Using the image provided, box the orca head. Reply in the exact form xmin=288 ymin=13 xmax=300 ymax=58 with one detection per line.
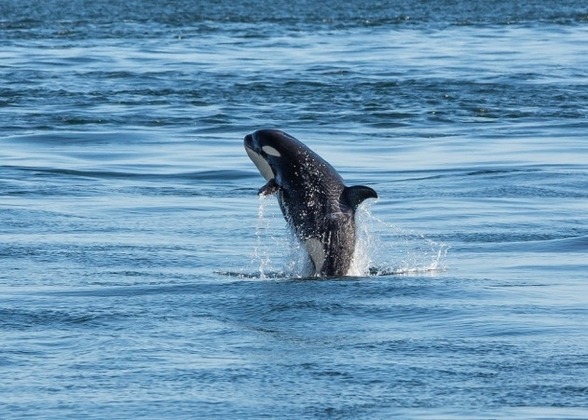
xmin=244 ymin=129 xmax=298 ymax=182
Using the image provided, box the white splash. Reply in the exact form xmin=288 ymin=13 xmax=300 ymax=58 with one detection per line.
xmin=249 ymin=197 xmax=449 ymax=279
xmin=249 ymin=195 xmax=313 ymax=279
xmin=351 ymin=203 xmax=449 ymax=276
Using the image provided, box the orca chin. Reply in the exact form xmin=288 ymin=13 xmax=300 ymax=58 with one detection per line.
xmin=245 ymin=144 xmax=274 ymax=182
xmin=244 ymin=129 xmax=377 ymax=277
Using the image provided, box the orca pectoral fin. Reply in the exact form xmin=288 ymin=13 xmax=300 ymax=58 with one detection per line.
xmin=258 ymin=178 xmax=280 ymax=196
xmin=342 ymin=185 xmax=378 ymax=210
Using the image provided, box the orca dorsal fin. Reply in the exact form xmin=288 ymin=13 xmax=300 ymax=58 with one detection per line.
xmin=342 ymin=185 xmax=378 ymax=210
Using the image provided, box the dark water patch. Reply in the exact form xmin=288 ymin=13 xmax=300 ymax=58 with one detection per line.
xmin=1 ymin=132 xmax=161 ymax=146
xmin=0 ymin=240 xmax=205 ymax=275
xmin=3 ymin=68 xmax=587 ymax=136
xmin=465 ymin=168 xmax=539 ymax=177
xmin=1 ymin=0 xmax=587 ymax=37
xmin=400 ymin=165 xmax=588 ymax=200
xmin=450 ymin=231 xmax=585 ymax=245
xmin=38 ymin=282 xmax=223 ymax=300
xmin=0 ymin=307 xmax=123 ymax=331
xmin=0 ymin=206 xmax=91 ymax=229
xmin=477 ymin=184 xmax=588 ymax=199
xmin=2 ymin=166 xmax=253 ymax=183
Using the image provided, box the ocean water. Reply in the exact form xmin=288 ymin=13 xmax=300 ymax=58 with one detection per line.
xmin=1 ymin=0 xmax=588 ymax=418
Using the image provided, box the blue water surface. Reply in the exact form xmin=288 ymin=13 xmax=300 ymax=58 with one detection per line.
xmin=1 ymin=1 xmax=588 ymax=418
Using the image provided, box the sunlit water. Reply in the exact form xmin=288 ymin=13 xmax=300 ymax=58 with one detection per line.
xmin=1 ymin=1 xmax=588 ymax=418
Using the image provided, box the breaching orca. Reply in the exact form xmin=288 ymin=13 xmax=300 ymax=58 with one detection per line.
xmin=244 ymin=129 xmax=377 ymax=277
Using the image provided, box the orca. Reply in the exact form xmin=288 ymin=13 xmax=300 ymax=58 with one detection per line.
xmin=244 ymin=129 xmax=377 ymax=277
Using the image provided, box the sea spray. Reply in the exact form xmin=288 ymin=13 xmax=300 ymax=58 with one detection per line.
xmin=252 ymin=194 xmax=272 ymax=278
xmin=348 ymin=202 xmax=377 ymax=276
xmin=249 ymin=196 xmax=448 ymax=278
xmin=249 ymin=194 xmax=313 ymax=278
xmin=361 ymin=210 xmax=450 ymax=275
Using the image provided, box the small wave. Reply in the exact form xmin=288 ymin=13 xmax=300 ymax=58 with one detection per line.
xmin=494 ymin=235 xmax=588 ymax=254
xmin=2 ymin=164 xmax=253 ymax=182
xmin=0 ymin=307 xmax=115 ymax=330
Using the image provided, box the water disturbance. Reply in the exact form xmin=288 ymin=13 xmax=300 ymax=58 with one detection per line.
xmin=1 ymin=0 xmax=588 ymax=418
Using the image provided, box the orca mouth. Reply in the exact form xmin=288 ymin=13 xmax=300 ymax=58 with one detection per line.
xmin=244 ymin=133 xmax=274 ymax=181
xmin=243 ymin=133 xmax=258 ymax=153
